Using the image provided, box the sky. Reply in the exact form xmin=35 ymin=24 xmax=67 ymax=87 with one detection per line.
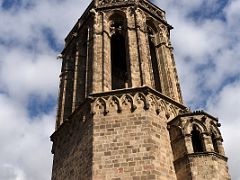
xmin=0 ymin=0 xmax=239 ymax=179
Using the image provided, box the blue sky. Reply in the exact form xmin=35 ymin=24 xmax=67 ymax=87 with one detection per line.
xmin=0 ymin=0 xmax=240 ymax=179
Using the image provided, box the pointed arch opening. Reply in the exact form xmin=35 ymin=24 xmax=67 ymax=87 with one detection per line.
xmin=111 ymin=32 xmax=128 ymax=90
xmin=110 ymin=13 xmax=128 ymax=90
xmin=211 ymin=133 xmax=219 ymax=153
xmin=147 ymin=21 xmax=162 ymax=92
xmin=191 ymin=125 xmax=204 ymax=153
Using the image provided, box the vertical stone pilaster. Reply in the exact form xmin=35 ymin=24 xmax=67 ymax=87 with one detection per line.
xmin=56 ymin=56 xmax=75 ymax=126
xmin=92 ymin=11 xmax=104 ymax=93
xmin=126 ymin=7 xmax=142 ymax=87
xmin=155 ymin=28 xmax=171 ymax=97
xmin=102 ymin=12 xmax=111 ymax=92
xmin=217 ymin=140 xmax=226 ymax=156
xmin=165 ymin=40 xmax=181 ymax=102
xmin=135 ymin=8 xmax=152 ymax=87
xmin=203 ymin=134 xmax=214 ymax=152
xmin=56 ymin=70 xmax=65 ymax=128
xmin=72 ymin=45 xmax=79 ymax=112
xmin=185 ymin=134 xmax=194 ymax=153
xmin=87 ymin=22 xmax=94 ymax=95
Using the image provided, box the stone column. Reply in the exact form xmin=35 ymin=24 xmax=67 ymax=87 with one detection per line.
xmin=56 ymin=64 xmax=65 ymax=128
xmin=135 ymin=8 xmax=152 ymax=87
xmin=202 ymin=133 xmax=212 ymax=151
xmin=72 ymin=44 xmax=79 ymax=112
xmin=57 ymin=56 xmax=75 ymax=127
xmin=217 ymin=138 xmax=225 ymax=156
xmin=102 ymin=12 xmax=111 ymax=92
xmin=156 ymin=25 xmax=182 ymax=103
xmin=126 ymin=7 xmax=142 ymax=87
xmin=92 ymin=10 xmax=104 ymax=93
xmin=185 ymin=134 xmax=194 ymax=153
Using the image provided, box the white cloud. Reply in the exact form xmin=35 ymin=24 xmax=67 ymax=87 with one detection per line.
xmin=0 ymin=94 xmax=55 ymax=180
xmin=0 ymin=47 xmax=60 ymax=101
xmin=0 ymin=164 xmax=26 ymax=180
xmin=206 ymin=80 xmax=240 ymax=180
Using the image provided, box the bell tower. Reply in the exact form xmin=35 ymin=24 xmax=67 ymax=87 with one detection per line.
xmin=51 ymin=0 xmax=230 ymax=179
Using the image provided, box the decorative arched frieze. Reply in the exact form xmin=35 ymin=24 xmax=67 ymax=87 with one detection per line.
xmin=107 ymin=95 xmax=122 ymax=113
xmin=90 ymin=87 xmax=185 ymax=116
xmin=185 ymin=118 xmax=207 ymax=135
xmin=210 ymin=122 xmax=222 ymax=139
xmin=146 ymin=94 xmax=158 ymax=109
xmin=136 ymin=92 xmax=150 ymax=110
xmin=120 ymin=94 xmax=137 ymax=112
xmin=93 ymin=97 xmax=108 ymax=115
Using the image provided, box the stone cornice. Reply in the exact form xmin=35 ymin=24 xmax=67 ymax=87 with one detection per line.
xmin=90 ymin=86 xmax=185 ymax=108
xmin=88 ymin=87 xmax=185 ymax=124
xmin=51 ymin=86 xmax=186 ymax=145
xmin=169 ymin=110 xmax=220 ymax=124
xmin=96 ymin=0 xmax=171 ymax=28
xmin=174 ymin=152 xmax=228 ymax=165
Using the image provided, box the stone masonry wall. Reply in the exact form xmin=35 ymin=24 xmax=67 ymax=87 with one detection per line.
xmin=51 ymin=87 xmax=185 ymax=180
xmin=189 ymin=153 xmax=230 ymax=180
xmin=51 ymin=108 xmax=93 ymax=180
xmin=92 ymin=111 xmax=177 ymax=180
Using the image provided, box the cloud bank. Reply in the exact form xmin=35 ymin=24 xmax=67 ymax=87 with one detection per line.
xmin=0 ymin=0 xmax=239 ymax=179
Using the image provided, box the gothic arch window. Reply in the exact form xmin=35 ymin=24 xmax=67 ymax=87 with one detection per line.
xmin=110 ymin=13 xmax=128 ymax=90
xmin=211 ymin=132 xmax=219 ymax=153
xmin=147 ymin=21 xmax=162 ymax=92
xmin=191 ymin=125 xmax=204 ymax=153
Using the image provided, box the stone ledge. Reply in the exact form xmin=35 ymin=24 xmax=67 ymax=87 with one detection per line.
xmin=90 ymin=86 xmax=186 ymax=117
xmin=174 ymin=152 xmax=228 ymax=166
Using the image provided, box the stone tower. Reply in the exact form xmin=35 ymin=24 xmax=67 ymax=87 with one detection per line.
xmin=51 ymin=0 xmax=231 ymax=179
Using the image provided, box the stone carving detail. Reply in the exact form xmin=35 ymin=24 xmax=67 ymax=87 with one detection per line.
xmin=98 ymin=0 xmax=134 ymax=6
xmin=91 ymin=91 xmax=183 ymax=119
xmin=97 ymin=0 xmax=165 ymax=21
xmin=138 ymin=0 xmax=165 ymax=20
xmin=169 ymin=114 xmax=223 ymax=140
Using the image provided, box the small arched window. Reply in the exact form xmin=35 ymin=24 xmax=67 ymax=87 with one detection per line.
xmin=110 ymin=14 xmax=128 ymax=90
xmin=191 ymin=125 xmax=204 ymax=153
xmin=211 ymin=133 xmax=219 ymax=153
xmin=147 ymin=23 xmax=162 ymax=92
